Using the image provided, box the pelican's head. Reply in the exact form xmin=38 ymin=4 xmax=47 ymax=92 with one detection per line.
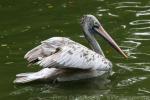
xmin=81 ymin=15 xmax=101 ymax=33
xmin=81 ymin=14 xmax=128 ymax=58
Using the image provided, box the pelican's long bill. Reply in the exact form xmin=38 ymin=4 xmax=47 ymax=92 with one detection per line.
xmin=94 ymin=25 xmax=128 ymax=58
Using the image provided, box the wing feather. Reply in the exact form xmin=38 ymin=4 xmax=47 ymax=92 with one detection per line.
xmin=38 ymin=44 xmax=112 ymax=71
xmin=24 ymin=37 xmax=112 ymax=71
xmin=24 ymin=37 xmax=75 ymax=64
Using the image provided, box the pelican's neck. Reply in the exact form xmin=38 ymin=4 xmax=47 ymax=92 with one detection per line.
xmin=84 ymin=29 xmax=105 ymax=57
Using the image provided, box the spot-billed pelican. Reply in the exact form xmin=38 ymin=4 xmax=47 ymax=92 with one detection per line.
xmin=14 ymin=15 xmax=127 ymax=84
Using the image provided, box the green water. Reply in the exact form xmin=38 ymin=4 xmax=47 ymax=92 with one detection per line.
xmin=0 ymin=0 xmax=150 ymax=99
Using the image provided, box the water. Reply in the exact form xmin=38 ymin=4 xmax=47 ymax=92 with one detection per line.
xmin=0 ymin=0 xmax=150 ymax=99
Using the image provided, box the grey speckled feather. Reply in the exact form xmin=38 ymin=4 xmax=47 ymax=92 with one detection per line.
xmin=25 ymin=37 xmax=112 ymax=70
xmin=13 ymin=14 xmax=127 ymax=84
xmin=14 ymin=37 xmax=112 ymax=84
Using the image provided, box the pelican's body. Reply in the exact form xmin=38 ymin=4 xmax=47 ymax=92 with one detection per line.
xmin=14 ymin=15 xmax=127 ymax=84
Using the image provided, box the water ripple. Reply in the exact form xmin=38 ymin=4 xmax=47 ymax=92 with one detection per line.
xmin=116 ymin=63 xmax=150 ymax=72
xmin=133 ymin=32 xmax=150 ymax=36
xmin=126 ymin=37 xmax=150 ymax=41
xmin=117 ymin=76 xmax=147 ymax=87
xmin=119 ymin=40 xmax=142 ymax=58
xmin=97 ymin=7 xmax=109 ymax=12
xmin=21 ymin=26 xmax=32 ymax=32
xmin=121 ymin=40 xmax=141 ymax=51
xmin=116 ymin=6 xmax=150 ymax=9
xmin=136 ymin=9 xmax=150 ymax=17
xmin=10 ymin=86 xmax=33 ymax=95
xmin=1 ymin=44 xmax=7 ymax=47
xmin=138 ymin=88 xmax=150 ymax=94
xmin=130 ymin=20 xmax=150 ymax=25
xmin=131 ymin=52 xmax=150 ymax=56
xmin=131 ymin=27 xmax=150 ymax=30
xmin=108 ymin=13 xmax=119 ymax=17
xmin=123 ymin=40 xmax=141 ymax=48
xmin=112 ymin=2 xmax=141 ymax=6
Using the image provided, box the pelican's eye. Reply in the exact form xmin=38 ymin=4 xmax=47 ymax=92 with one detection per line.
xmin=93 ymin=21 xmax=99 ymax=28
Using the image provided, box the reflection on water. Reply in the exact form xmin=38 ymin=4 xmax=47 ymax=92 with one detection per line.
xmin=0 ymin=0 xmax=150 ymax=99
xmin=10 ymin=78 xmax=111 ymax=100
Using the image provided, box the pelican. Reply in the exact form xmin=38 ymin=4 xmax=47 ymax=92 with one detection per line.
xmin=14 ymin=14 xmax=127 ymax=84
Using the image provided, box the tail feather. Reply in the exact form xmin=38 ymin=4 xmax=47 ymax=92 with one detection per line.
xmin=13 ymin=73 xmax=39 ymax=84
xmin=13 ymin=76 xmax=37 ymax=84
xmin=16 ymin=72 xmax=35 ymax=77
xmin=13 ymin=68 xmax=58 ymax=84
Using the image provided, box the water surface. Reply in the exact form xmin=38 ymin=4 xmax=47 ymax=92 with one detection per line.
xmin=0 ymin=0 xmax=150 ymax=99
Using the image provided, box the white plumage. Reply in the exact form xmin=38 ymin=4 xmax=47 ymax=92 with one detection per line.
xmin=25 ymin=37 xmax=111 ymax=70
xmin=14 ymin=37 xmax=112 ymax=83
xmin=14 ymin=15 xmax=127 ymax=84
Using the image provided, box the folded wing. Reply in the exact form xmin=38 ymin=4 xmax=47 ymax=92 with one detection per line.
xmin=24 ymin=37 xmax=74 ymax=63
xmin=24 ymin=37 xmax=112 ymax=71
